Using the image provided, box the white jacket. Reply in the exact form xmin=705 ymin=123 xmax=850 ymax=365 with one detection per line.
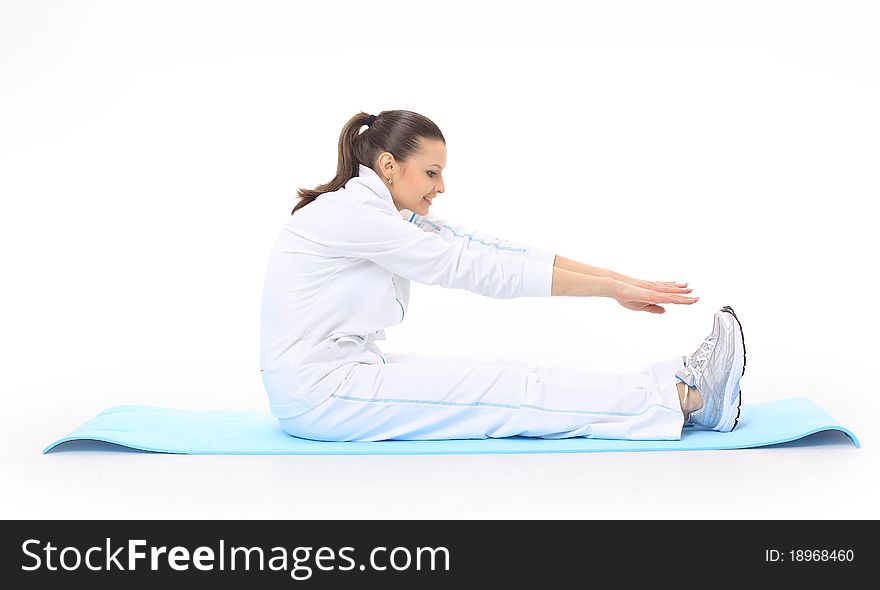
xmin=259 ymin=163 xmax=557 ymax=418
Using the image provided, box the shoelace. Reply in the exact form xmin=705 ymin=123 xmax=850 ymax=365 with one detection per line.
xmin=686 ymin=335 xmax=716 ymax=383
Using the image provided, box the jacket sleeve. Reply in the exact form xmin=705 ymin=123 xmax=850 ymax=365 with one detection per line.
xmin=401 ymin=209 xmax=557 ymax=268
xmin=318 ymin=202 xmax=555 ymax=298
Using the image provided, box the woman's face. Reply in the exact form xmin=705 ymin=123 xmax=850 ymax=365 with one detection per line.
xmin=377 ymin=138 xmax=447 ymax=215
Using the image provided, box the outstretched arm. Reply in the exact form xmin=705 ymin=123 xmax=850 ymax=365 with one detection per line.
xmin=554 ymin=254 xmax=693 ymax=295
xmin=319 ymin=203 xmax=553 ymax=298
xmin=551 ymin=255 xmax=699 ymax=312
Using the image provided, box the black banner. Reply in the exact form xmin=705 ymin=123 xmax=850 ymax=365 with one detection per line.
xmin=2 ymin=519 xmax=875 ymax=587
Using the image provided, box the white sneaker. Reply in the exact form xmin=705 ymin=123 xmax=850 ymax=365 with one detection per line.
xmin=675 ymin=306 xmax=746 ymax=432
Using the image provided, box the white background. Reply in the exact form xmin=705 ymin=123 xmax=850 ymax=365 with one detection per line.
xmin=2 ymin=0 xmax=877 ymax=518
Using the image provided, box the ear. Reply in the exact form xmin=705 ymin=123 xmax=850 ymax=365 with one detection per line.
xmin=377 ymin=152 xmax=395 ymax=174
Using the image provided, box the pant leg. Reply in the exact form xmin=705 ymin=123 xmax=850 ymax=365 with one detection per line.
xmin=277 ymin=353 xmax=686 ymax=442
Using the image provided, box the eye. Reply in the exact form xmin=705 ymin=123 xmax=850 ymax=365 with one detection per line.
xmin=427 ymin=171 xmax=436 ymax=178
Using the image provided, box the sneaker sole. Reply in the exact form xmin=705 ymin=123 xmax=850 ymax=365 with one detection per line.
xmin=717 ymin=307 xmax=746 ymax=432
xmin=722 ymin=305 xmax=747 ymax=430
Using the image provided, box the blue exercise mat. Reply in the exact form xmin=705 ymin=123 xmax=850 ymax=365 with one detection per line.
xmin=43 ymin=396 xmax=858 ymax=455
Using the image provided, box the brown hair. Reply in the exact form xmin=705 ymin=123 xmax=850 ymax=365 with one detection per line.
xmin=291 ymin=109 xmax=445 ymax=215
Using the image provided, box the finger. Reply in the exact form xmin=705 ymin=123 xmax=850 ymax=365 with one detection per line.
xmin=649 ymin=282 xmax=692 ymax=293
xmin=662 ymin=293 xmax=699 ymax=303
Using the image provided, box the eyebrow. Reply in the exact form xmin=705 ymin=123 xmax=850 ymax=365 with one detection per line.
xmin=428 ymin=163 xmax=444 ymax=169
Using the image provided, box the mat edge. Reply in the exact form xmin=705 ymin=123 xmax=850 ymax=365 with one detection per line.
xmin=43 ymin=425 xmax=860 ymax=455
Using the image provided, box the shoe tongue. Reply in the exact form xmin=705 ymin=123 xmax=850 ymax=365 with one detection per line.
xmin=674 ymin=368 xmax=696 ymax=387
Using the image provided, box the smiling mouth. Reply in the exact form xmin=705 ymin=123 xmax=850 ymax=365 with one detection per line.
xmin=423 ymin=196 xmax=433 ymax=204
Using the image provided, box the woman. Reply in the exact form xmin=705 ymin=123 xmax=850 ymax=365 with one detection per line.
xmin=259 ymin=109 xmax=746 ymax=442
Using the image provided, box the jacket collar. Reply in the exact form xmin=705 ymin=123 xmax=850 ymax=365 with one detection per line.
xmin=349 ymin=163 xmax=394 ymax=207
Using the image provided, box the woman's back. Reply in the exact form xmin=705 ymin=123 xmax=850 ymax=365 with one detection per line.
xmin=259 ymin=168 xmax=411 ymax=418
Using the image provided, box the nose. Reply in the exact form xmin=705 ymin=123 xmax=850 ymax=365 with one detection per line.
xmin=435 ymin=179 xmax=445 ymax=194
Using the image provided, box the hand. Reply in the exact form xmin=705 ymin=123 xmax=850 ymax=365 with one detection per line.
xmin=611 ymin=279 xmax=699 ymax=314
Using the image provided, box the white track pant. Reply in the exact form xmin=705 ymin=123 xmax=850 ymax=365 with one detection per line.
xmin=278 ymin=352 xmax=686 ymax=442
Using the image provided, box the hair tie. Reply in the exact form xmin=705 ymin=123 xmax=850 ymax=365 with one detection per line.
xmin=366 ymin=114 xmax=377 ymax=126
